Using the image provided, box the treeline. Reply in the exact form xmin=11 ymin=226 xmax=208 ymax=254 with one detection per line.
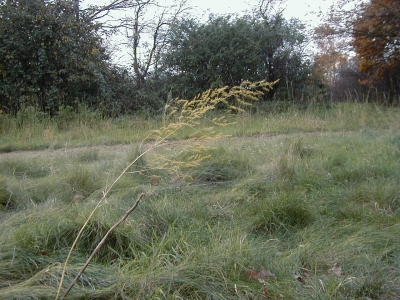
xmin=0 ymin=0 xmax=398 ymax=116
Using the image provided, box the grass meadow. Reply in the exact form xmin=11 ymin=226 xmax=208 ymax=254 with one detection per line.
xmin=0 ymin=102 xmax=399 ymax=299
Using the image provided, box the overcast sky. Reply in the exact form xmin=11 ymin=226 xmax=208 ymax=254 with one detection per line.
xmin=83 ymin=0 xmax=334 ymax=22
xmin=189 ymin=0 xmax=333 ymax=23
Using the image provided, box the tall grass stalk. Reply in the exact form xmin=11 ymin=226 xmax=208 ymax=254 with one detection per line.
xmin=56 ymin=134 xmax=170 ymax=299
xmin=56 ymin=80 xmax=273 ymax=298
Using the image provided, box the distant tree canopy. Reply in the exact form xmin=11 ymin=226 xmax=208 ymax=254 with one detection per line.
xmin=162 ymin=14 xmax=311 ymax=100
xmin=0 ymin=0 xmax=112 ymax=114
xmin=352 ymin=0 xmax=399 ymax=103
xmin=313 ymin=0 xmax=399 ymax=104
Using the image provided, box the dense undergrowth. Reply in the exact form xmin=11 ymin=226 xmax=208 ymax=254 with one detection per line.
xmin=0 ymin=102 xmax=398 ymax=299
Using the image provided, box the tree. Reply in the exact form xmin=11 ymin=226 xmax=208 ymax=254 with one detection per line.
xmin=333 ymin=57 xmax=370 ymax=101
xmin=86 ymin=0 xmax=190 ymax=113
xmin=313 ymin=22 xmax=349 ymax=100
xmin=0 ymin=0 xmax=111 ymax=113
xmin=123 ymin=0 xmax=189 ymax=88
xmin=161 ymin=13 xmax=310 ymax=100
xmin=352 ymin=0 xmax=399 ymax=103
xmin=314 ymin=0 xmax=399 ymax=104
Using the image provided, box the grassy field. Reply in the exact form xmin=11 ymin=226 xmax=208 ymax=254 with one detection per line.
xmin=0 ymin=102 xmax=398 ymax=299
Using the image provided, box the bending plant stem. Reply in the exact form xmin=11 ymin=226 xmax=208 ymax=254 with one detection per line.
xmin=55 ymin=125 xmax=183 ymax=300
xmin=61 ymin=193 xmax=144 ymax=299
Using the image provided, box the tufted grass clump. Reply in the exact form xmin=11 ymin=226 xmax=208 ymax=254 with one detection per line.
xmin=76 ymin=149 xmax=100 ymax=163
xmin=64 ymin=166 xmax=104 ymax=198
xmin=189 ymin=146 xmax=253 ymax=183
xmin=0 ymin=157 xmax=51 ymax=179
xmin=251 ymin=193 xmax=316 ymax=236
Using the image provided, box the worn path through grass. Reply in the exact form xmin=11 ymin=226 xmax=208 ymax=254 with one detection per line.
xmin=0 ymin=128 xmax=385 ymax=160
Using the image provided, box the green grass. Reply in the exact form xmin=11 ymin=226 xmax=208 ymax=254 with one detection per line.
xmin=0 ymin=102 xmax=397 ymax=153
xmin=0 ymin=102 xmax=398 ymax=299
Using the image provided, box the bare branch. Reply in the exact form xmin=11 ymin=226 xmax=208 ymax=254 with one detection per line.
xmin=129 ymin=0 xmax=190 ymax=85
xmin=61 ymin=193 xmax=144 ymax=299
xmin=84 ymin=0 xmax=140 ymax=22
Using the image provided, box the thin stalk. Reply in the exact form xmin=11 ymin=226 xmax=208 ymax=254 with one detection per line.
xmin=61 ymin=193 xmax=144 ymax=299
xmin=55 ymin=123 xmax=184 ymax=300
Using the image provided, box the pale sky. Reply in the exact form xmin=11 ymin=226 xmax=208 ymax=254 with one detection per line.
xmin=189 ymin=0 xmax=333 ymax=23
xmin=83 ymin=0 xmax=334 ymax=23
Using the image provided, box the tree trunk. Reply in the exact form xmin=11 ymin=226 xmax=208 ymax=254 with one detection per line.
xmin=74 ymin=0 xmax=79 ymax=21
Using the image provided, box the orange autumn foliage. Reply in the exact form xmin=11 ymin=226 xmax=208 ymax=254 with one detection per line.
xmin=352 ymin=0 xmax=399 ymax=96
